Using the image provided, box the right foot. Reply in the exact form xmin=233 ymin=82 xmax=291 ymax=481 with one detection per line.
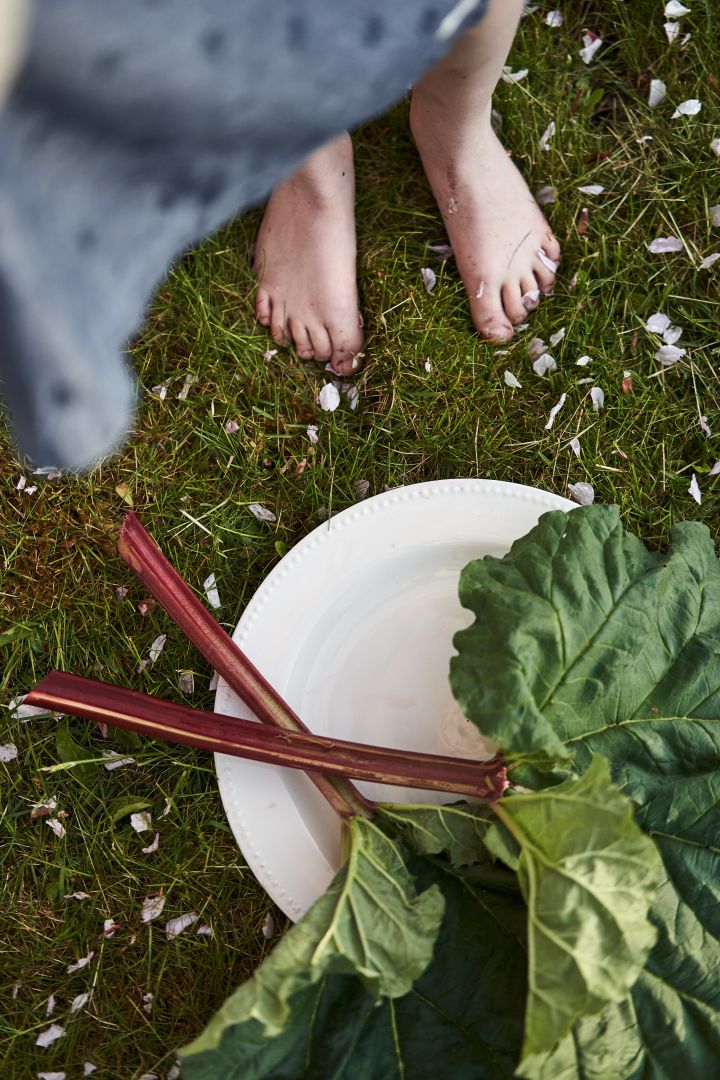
xmin=253 ymin=133 xmax=364 ymax=375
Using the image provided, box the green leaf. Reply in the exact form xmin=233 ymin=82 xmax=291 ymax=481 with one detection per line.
xmin=55 ymin=723 xmax=95 ymax=781
xmin=184 ymin=815 xmax=443 ymax=1059
xmin=180 ymin=853 xmax=527 ymax=1079
xmin=376 ymin=801 xmax=494 ymax=869
xmin=490 ymin=756 xmax=661 ymax=1061
xmin=106 ymin=795 xmax=152 ymax=824
xmin=452 ymin=505 xmax=720 ymax=1070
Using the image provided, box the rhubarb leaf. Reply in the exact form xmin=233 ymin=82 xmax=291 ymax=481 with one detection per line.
xmin=453 ymin=505 xmax=720 ymax=1069
xmin=180 ymin=854 xmax=527 ymax=1079
xmin=490 ymin=756 xmax=661 ymax=1061
xmin=185 ymin=814 xmax=443 ymax=1050
xmin=376 ymin=801 xmax=495 ymax=869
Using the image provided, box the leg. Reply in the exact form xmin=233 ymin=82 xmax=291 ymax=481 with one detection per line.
xmin=253 ymin=132 xmax=364 ymax=375
xmin=410 ymin=0 xmax=561 ymax=341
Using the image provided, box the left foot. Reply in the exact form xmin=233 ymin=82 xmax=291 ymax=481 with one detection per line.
xmin=411 ymin=97 xmax=561 ymax=341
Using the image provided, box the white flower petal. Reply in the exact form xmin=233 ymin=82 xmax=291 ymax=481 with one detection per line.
xmin=568 ymin=482 xmax=595 ymax=506
xmin=710 ymin=205 xmax=720 ymax=229
xmin=689 ymin=474 xmax=702 ymax=505
xmin=645 ymin=312 xmax=671 ymax=333
xmin=142 ymin=992 xmax=154 ymax=1014
xmin=539 ymin=121 xmax=556 ymax=151
xmin=544 ymin=392 xmax=567 ymax=430
xmin=46 ymin=818 xmax=66 ymax=838
xmin=590 ymin=386 xmax=605 ymax=411
xmin=102 ymin=752 xmax=135 ymax=770
xmin=570 ymin=437 xmax=581 ymax=458
xmin=579 ymin=32 xmax=603 ymax=64
xmin=522 ymin=289 xmax=541 ymax=309
xmin=166 ymin=912 xmax=199 ymax=940
xmin=262 ymin=912 xmax=276 ymax=939
xmin=537 ymin=247 xmax=559 ymax=272
xmin=344 ymin=384 xmax=360 ymax=411
xmin=503 ymin=370 xmax=522 ymax=388
xmin=141 ymin=896 xmax=166 ymax=923
xmin=672 ymin=98 xmax=702 ymax=119
xmin=148 ymin=634 xmax=166 ymax=663
xmin=428 ymin=242 xmax=453 ymax=259
xmin=712 ymin=138 xmax=720 ymax=157
xmin=545 ymin=10 xmax=563 ymax=26
xmin=575 ymin=355 xmax=591 ymax=366
xmin=196 ymin=923 xmax=214 ymax=937
xmin=663 ymin=325 xmax=683 ymax=345
xmin=66 ymin=951 xmax=94 ymax=974
xmin=710 ymin=462 xmax=720 ymax=476
xmin=665 ymin=1 xmax=691 ymax=15
xmin=64 ymin=892 xmax=91 ymax=901
xmin=46 ymin=994 xmax=55 ymax=1017
xmin=83 ymin=1066 xmax=97 ymax=1076
xmin=699 ymin=416 xmax=712 ymax=437
xmin=203 ymin=572 xmax=222 ymax=608
xmin=700 ymin=252 xmax=720 ymax=270
xmin=130 ymin=812 xmax=152 ymax=834
xmin=224 ymin=420 xmax=239 ymax=435
xmin=648 ymin=79 xmax=667 ymax=107
xmin=655 ymin=344 xmax=686 ymax=365
xmin=533 ymin=353 xmax=557 ymax=377
xmin=70 ymin=992 xmax=91 ymax=1014
xmin=179 ymin=670 xmax=195 ymax=695
xmin=38 ymin=1072 xmax=66 ymax=1080
xmin=665 ymin=20 xmax=680 ymax=42
xmin=549 ymin=327 xmax=566 ymax=347
xmin=535 ymin=185 xmax=557 ymax=205
xmin=318 ymin=383 xmax=341 ymax=411
xmin=142 ymin=832 xmax=160 ymax=854
xmin=528 ymin=337 xmax=546 ymax=359
xmin=577 ymin=184 xmax=605 ymax=195
xmin=647 ymin=236 xmax=683 ymax=253
xmin=0 ymin=743 xmax=18 ymax=762
xmin=306 ymin=424 xmax=319 ymax=444
xmin=424 ymin=358 xmax=432 ymax=372
xmin=420 ymin=267 xmax=437 ymax=293
xmin=501 ymin=66 xmax=529 ymax=84
xmin=247 ymin=503 xmax=277 ymax=523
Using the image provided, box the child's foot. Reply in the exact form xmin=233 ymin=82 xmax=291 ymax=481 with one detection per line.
xmin=411 ymin=100 xmax=561 ymax=341
xmin=253 ymin=133 xmax=364 ymax=375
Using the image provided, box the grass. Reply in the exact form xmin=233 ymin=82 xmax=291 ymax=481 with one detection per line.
xmin=2 ymin=1 xmax=720 ymax=1075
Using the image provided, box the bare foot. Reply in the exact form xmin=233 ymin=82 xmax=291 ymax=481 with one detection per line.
xmin=253 ymin=133 xmax=364 ymax=375
xmin=411 ymin=100 xmax=561 ymax=341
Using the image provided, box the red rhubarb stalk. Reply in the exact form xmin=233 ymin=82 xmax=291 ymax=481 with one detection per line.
xmin=118 ymin=513 xmax=371 ymax=819
xmin=27 ymin=672 xmax=508 ymax=801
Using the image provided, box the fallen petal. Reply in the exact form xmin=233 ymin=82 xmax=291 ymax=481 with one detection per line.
xmin=590 ymin=386 xmax=605 ymax=411
xmin=575 ymin=355 xmax=591 ymax=366
xmin=710 ymin=462 xmax=720 ymax=476
xmin=648 ymin=79 xmax=667 ymax=107
xmin=537 ymin=247 xmax=559 ymax=272
xmin=141 ymin=896 xmax=166 ymax=923
xmin=148 ymin=634 xmax=166 ymax=664
xmin=689 ymin=474 xmax=702 ymax=505
xmin=647 ymin=236 xmax=683 ymax=253
xmin=577 ymin=184 xmax=605 ymax=195
xmin=166 ymin=912 xmax=199 ymax=940
xmin=549 ymin=327 xmax=566 ymax=347
xmin=568 ymin=481 xmax=595 ymax=506
xmin=539 ymin=121 xmax=556 ymax=151
xmin=70 ymin=992 xmax=91 ymax=1014
xmin=665 ymin=20 xmax=680 ymax=42
xmin=700 ymin=252 xmax=720 ymax=269
xmin=203 ymin=572 xmax=222 ymax=608
xmin=663 ymin=325 xmax=683 ymax=345
xmin=522 ymin=289 xmax=541 ymax=309
xmin=64 ymin=892 xmax=91 ymax=901
xmin=579 ymin=32 xmax=603 ymax=64
xmin=131 ymin=812 xmax=152 ymax=834
xmin=700 ymin=415 xmax=712 ymax=437
xmin=318 ymin=383 xmax=341 ymax=412
xmin=710 ymin=205 xmax=720 ymax=228
xmin=501 ymin=66 xmax=529 ymax=84
xmin=36 ymin=1025 xmax=66 ymax=1048
xmin=665 ymin=0 xmax=691 ymax=14
xmin=178 ymin=670 xmax=195 ymax=695
xmin=420 ymin=267 xmax=437 ymax=293
xmin=535 ymin=185 xmax=557 ymax=205
xmin=645 ymin=312 xmax=671 ymax=333
xmin=428 ymin=242 xmax=453 ymax=260
xmin=655 ymin=344 xmax=686 ymax=365
xmin=672 ymin=98 xmax=702 ymax=119
xmin=504 ymin=370 xmax=522 ymax=389
xmin=0 ymin=743 xmax=18 ymax=762
xmin=66 ymin=951 xmax=94 ymax=974
xmin=545 ymin=392 xmax=567 ymax=430
xmin=224 ymin=420 xmax=239 ymax=435
xmin=533 ymin=353 xmax=557 ymax=377
xmin=247 ymin=504 xmax=277 ymax=523
xmin=46 ymin=818 xmax=66 ymax=838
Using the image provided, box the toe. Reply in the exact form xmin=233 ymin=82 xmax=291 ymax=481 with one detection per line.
xmin=470 ymin=284 xmax=514 ymax=341
xmin=520 ymin=276 xmax=540 ymax=311
xmin=327 ymin=315 xmax=365 ymax=375
xmin=288 ymin=319 xmax=314 ymax=360
xmin=533 ymin=258 xmax=556 ymax=294
xmin=501 ymin=282 xmax=529 ymax=326
xmin=309 ymin=325 xmax=333 ymax=361
xmin=256 ymin=290 xmax=271 ymax=327
xmin=542 ymin=231 xmax=562 ymax=264
xmin=270 ymin=310 xmax=289 ymax=346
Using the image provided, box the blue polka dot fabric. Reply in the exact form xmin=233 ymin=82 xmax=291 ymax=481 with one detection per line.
xmin=0 ymin=0 xmax=488 ymax=470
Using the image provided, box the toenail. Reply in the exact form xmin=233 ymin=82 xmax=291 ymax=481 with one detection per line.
xmin=489 ymin=325 xmax=512 ymax=339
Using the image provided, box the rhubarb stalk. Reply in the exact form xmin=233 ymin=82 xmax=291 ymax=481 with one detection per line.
xmin=27 ymin=671 xmax=508 ymax=801
xmin=118 ymin=513 xmax=371 ymax=819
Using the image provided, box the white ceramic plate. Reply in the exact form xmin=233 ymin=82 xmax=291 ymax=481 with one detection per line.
xmin=214 ymin=479 xmax=575 ymax=920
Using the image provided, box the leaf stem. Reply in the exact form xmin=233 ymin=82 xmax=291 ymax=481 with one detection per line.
xmin=26 ymin=671 xmax=509 ymax=800
xmin=118 ymin=513 xmax=371 ymax=819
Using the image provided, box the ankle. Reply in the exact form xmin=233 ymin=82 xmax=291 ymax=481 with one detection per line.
xmin=280 ymin=132 xmax=354 ymax=205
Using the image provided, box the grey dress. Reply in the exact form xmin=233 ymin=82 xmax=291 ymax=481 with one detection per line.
xmin=0 ymin=0 xmax=488 ymax=471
